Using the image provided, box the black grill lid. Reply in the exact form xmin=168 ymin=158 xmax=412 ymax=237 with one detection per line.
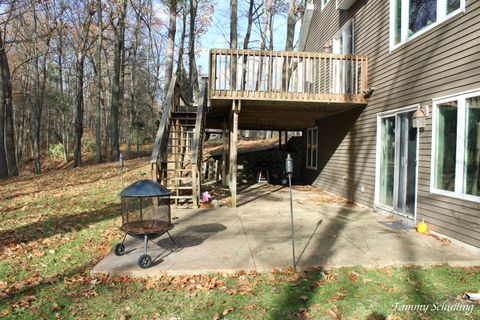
xmin=120 ymin=179 xmax=171 ymax=197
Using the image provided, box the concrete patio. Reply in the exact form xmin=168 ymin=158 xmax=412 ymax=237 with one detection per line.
xmin=92 ymin=184 xmax=480 ymax=277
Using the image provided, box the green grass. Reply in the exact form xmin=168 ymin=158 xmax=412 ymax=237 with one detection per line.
xmin=0 ymin=157 xmax=479 ymax=319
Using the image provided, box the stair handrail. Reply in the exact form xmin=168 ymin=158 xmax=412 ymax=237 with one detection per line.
xmin=150 ymin=75 xmax=178 ymax=174
xmin=190 ymin=77 xmax=208 ymax=206
xmin=191 ymin=77 xmax=208 ymax=167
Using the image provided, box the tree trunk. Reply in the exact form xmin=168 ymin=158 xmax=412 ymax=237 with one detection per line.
xmin=285 ymin=0 xmax=296 ymax=51
xmin=126 ymin=0 xmax=142 ymax=159
xmin=110 ymin=0 xmax=127 ymax=161
xmin=0 ymin=51 xmax=7 ymax=179
xmin=230 ymin=0 xmax=237 ymax=48
xmin=230 ymin=0 xmax=237 ymax=90
xmin=95 ymin=0 xmax=103 ymax=163
xmin=188 ymin=0 xmax=198 ymax=102
xmin=58 ymin=12 xmax=68 ymax=163
xmin=241 ymin=0 xmax=255 ymax=99
xmin=283 ymin=0 xmax=296 ymax=89
xmin=260 ymin=0 xmax=271 ymax=50
xmin=164 ymin=0 xmax=177 ymax=100
xmin=0 ymin=29 xmax=18 ymax=176
xmin=32 ymin=3 xmax=50 ymax=175
xmin=73 ymin=10 xmax=92 ymax=168
xmin=176 ymin=0 xmax=187 ymax=77
xmin=256 ymin=0 xmax=271 ymax=91
xmin=73 ymin=59 xmax=85 ymax=167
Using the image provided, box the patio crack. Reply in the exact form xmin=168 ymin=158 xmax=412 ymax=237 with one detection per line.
xmin=237 ymin=215 xmax=257 ymax=271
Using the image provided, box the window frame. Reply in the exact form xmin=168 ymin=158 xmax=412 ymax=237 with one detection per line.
xmin=321 ymin=0 xmax=332 ymax=10
xmin=306 ymin=127 xmax=318 ymax=170
xmin=431 ymin=89 xmax=480 ymax=203
xmin=389 ymin=0 xmax=466 ymax=52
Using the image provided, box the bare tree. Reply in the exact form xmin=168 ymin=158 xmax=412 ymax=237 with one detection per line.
xmin=0 ymin=27 xmax=18 ymax=177
xmin=230 ymin=0 xmax=237 ymax=49
xmin=109 ymin=0 xmax=127 ymax=162
xmin=95 ymin=0 xmax=103 ymax=163
xmin=188 ymin=0 xmax=199 ymax=101
xmin=284 ymin=0 xmax=296 ymax=51
xmin=73 ymin=3 xmax=93 ymax=167
xmin=0 ymin=29 xmax=8 ymax=179
xmin=164 ymin=0 xmax=177 ymax=99
xmin=31 ymin=0 xmax=52 ymax=174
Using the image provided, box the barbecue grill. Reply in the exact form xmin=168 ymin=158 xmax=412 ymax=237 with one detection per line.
xmin=113 ymin=179 xmax=177 ymax=269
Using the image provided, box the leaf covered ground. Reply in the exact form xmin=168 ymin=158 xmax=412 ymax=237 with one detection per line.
xmin=0 ymin=157 xmax=479 ymax=319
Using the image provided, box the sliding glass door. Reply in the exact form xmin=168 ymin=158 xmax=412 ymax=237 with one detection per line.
xmin=378 ymin=109 xmax=418 ymax=218
xmin=379 ymin=116 xmax=396 ymax=207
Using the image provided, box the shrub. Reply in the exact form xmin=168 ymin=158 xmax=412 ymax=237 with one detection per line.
xmin=48 ymin=143 xmax=65 ymax=159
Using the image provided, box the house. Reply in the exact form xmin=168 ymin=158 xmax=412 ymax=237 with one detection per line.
xmin=150 ymin=0 xmax=479 ymax=250
xmin=297 ymin=0 xmax=480 ymax=249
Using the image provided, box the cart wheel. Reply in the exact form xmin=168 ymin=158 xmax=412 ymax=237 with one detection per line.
xmin=113 ymin=243 xmax=125 ymax=256
xmin=138 ymin=254 xmax=152 ymax=269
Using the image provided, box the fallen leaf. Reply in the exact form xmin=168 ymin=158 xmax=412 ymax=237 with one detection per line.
xmin=349 ymin=271 xmax=359 ymax=283
xmin=243 ymin=304 xmax=256 ymax=310
xmin=223 ymin=306 xmax=235 ymax=316
xmin=327 ymin=305 xmax=341 ymax=320
xmin=327 ymin=292 xmax=345 ymax=303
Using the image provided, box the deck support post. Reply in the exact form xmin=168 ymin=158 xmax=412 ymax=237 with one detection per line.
xmin=229 ymin=100 xmax=240 ymax=208
xmin=222 ymin=117 xmax=228 ymax=187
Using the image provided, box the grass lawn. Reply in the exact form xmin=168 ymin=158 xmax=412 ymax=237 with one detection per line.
xmin=0 ymin=156 xmax=479 ymax=319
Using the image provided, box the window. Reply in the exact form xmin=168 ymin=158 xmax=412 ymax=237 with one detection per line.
xmin=307 ymin=127 xmax=318 ymax=170
xmin=390 ymin=0 xmax=465 ymax=49
xmin=322 ymin=0 xmax=331 ymax=10
xmin=432 ymin=91 xmax=480 ymax=202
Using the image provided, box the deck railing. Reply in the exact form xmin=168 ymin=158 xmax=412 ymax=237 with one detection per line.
xmin=209 ymin=49 xmax=368 ymax=104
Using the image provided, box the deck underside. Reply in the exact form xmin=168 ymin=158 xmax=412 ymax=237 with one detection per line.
xmin=206 ymin=98 xmax=366 ymax=130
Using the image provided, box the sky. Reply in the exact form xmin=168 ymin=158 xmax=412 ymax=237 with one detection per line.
xmin=153 ymin=0 xmax=303 ymax=76
xmin=196 ymin=1 xmax=302 ymax=73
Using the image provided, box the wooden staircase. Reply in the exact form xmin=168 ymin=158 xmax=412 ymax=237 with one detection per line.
xmin=150 ymin=76 xmax=208 ymax=207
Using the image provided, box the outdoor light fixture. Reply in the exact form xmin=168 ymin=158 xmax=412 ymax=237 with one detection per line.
xmin=412 ymin=106 xmax=426 ymax=129
xmin=285 ymin=154 xmax=296 ymax=272
xmin=363 ymin=87 xmax=376 ymax=99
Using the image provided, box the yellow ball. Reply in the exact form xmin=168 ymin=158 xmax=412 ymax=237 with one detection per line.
xmin=417 ymin=222 xmax=428 ymax=234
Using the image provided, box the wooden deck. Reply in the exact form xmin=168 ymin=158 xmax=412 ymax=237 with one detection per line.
xmin=208 ymin=49 xmax=368 ymax=130
xmin=209 ymin=49 xmax=368 ymax=106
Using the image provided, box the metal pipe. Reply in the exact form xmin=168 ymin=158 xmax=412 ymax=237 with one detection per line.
xmin=288 ymin=174 xmax=296 ymax=272
xmin=285 ymin=153 xmax=296 ymax=272
xmin=144 ymin=234 xmax=148 ymax=254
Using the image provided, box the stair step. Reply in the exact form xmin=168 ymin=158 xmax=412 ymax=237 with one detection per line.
xmin=173 ymin=109 xmax=197 ymax=114
xmin=170 ymin=195 xmax=194 ymax=199
xmin=169 ymin=132 xmax=194 ymax=135
xmin=168 ymin=186 xmax=193 ymax=190
xmin=162 ymin=160 xmax=191 ymax=163
xmin=168 ymin=177 xmax=193 ymax=181
xmin=170 ymin=125 xmax=196 ymax=129
xmin=160 ymin=168 xmax=192 ymax=172
xmin=171 ymin=117 xmax=197 ymax=121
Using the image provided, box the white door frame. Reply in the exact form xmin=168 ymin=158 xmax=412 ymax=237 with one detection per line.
xmin=374 ymin=105 xmax=420 ymax=221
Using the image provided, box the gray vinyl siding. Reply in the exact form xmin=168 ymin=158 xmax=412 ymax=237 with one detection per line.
xmin=303 ymin=0 xmax=480 ymax=248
